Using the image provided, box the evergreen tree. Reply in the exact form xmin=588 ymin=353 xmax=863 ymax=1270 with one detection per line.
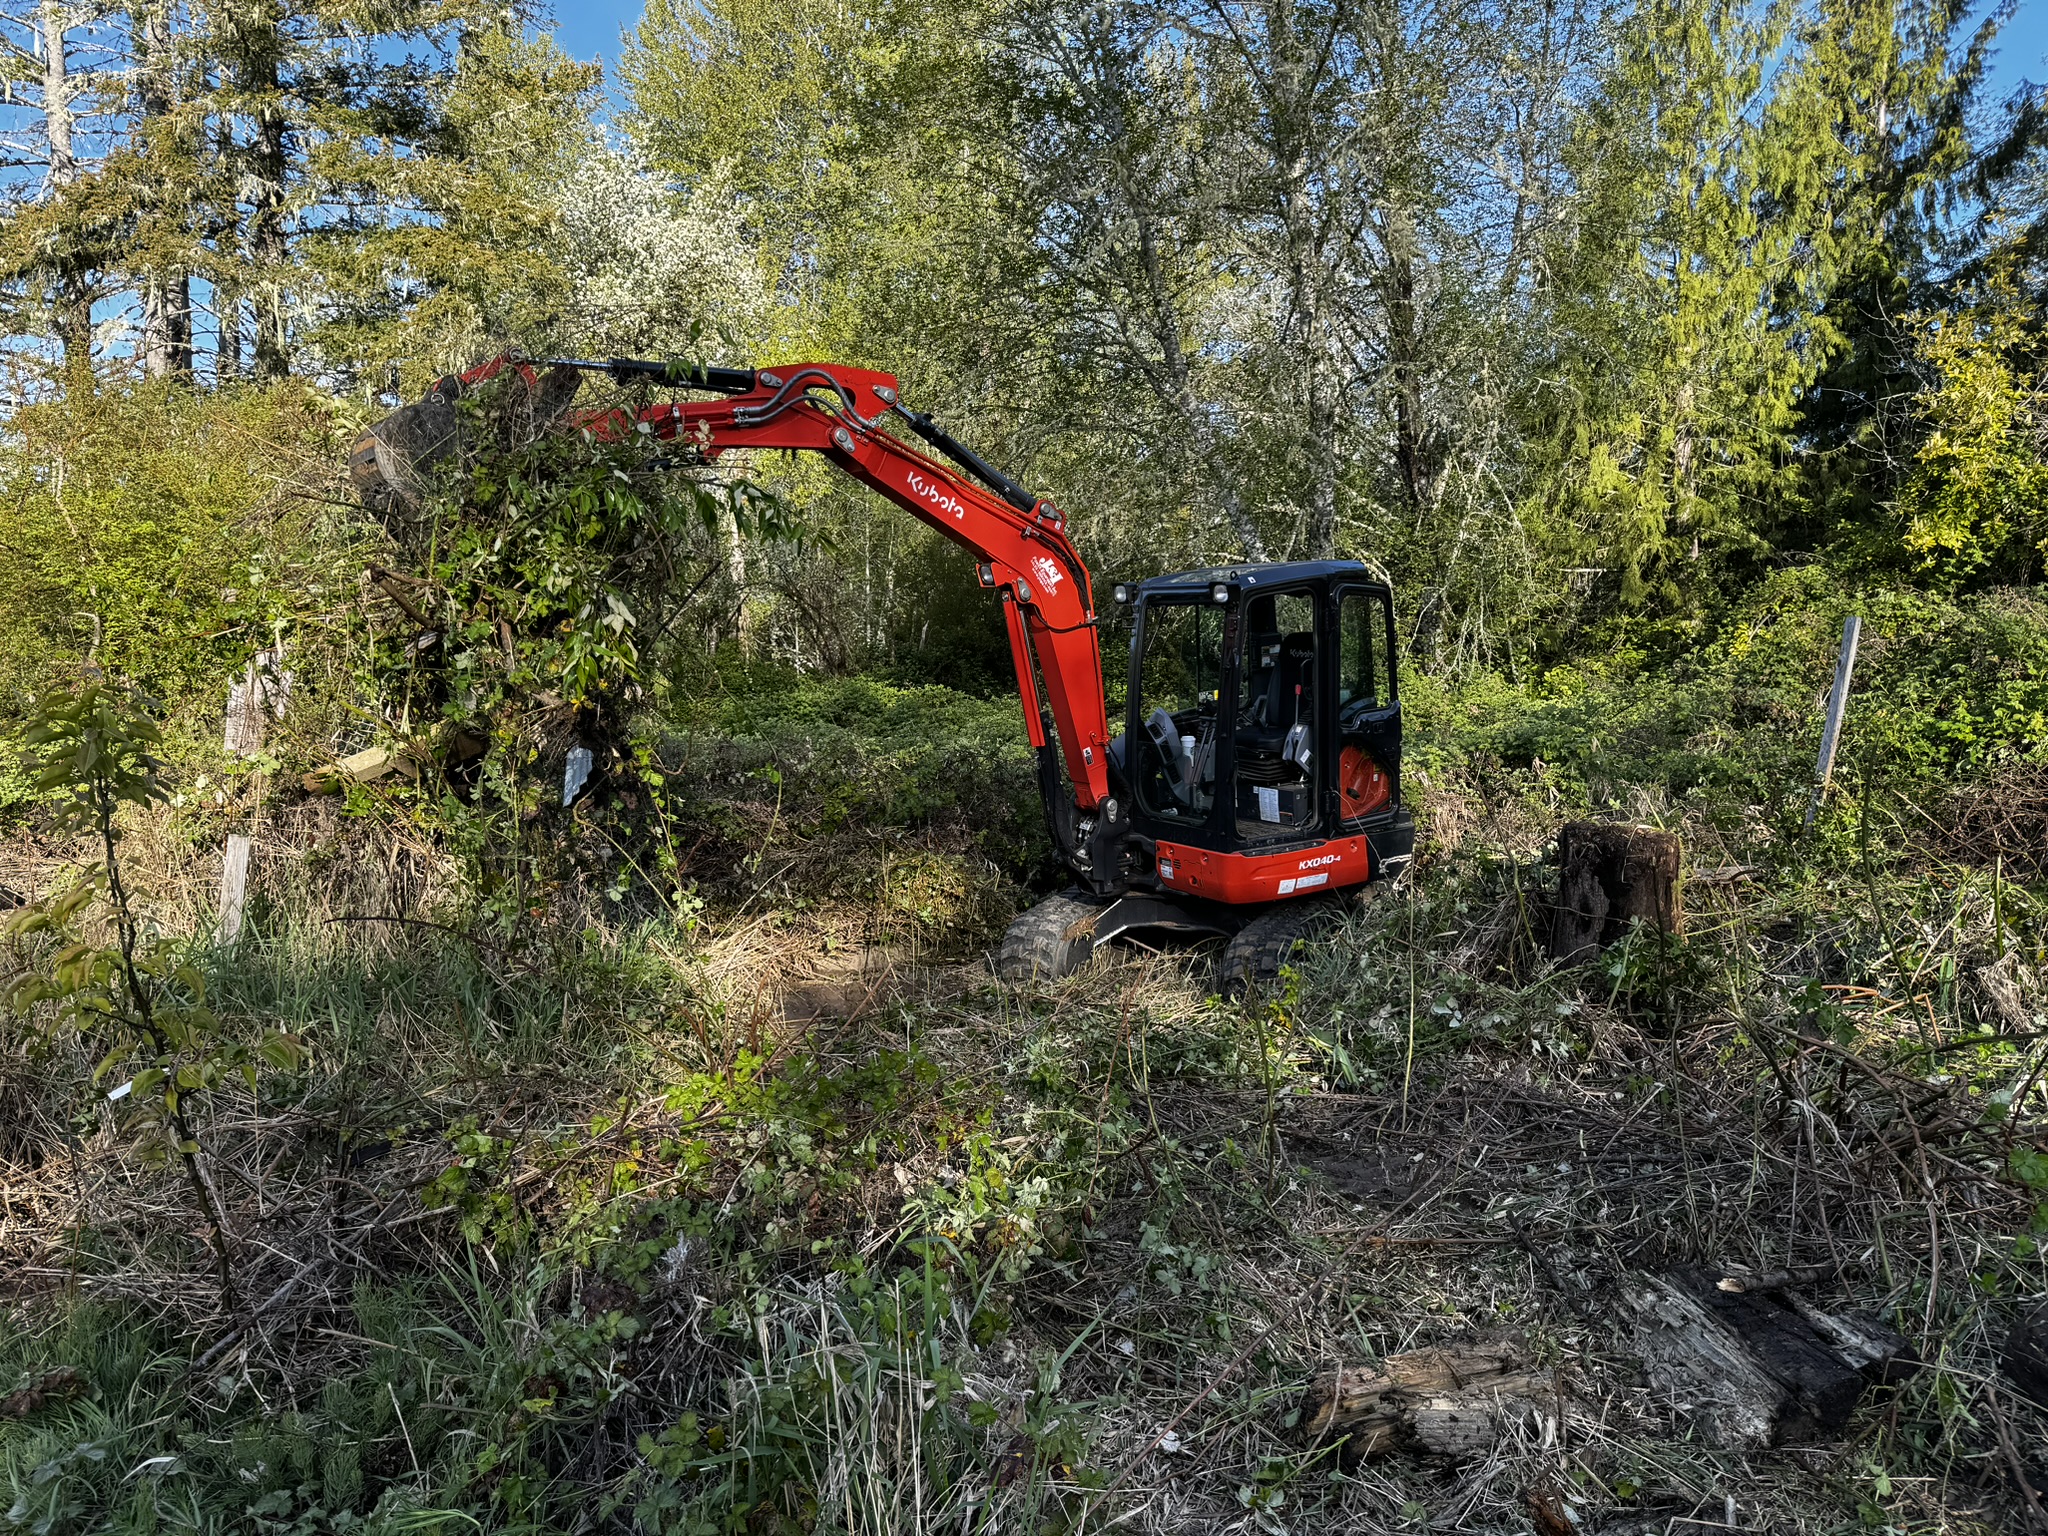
xmin=1527 ymin=0 xmax=1963 ymax=612
xmin=193 ymin=0 xmax=596 ymax=386
xmin=0 ymin=2 xmax=595 ymax=392
xmin=1781 ymin=0 xmax=1998 ymax=561
xmin=0 ymin=2 xmax=127 ymax=394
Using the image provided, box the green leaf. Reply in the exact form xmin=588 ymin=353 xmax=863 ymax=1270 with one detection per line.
xmin=2011 ymin=1146 xmax=2048 ymax=1192
xmin=256 ymin=1032 xmax=307 ymax=1071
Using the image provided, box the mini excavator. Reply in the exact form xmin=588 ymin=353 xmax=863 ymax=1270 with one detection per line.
xmin=351 ymin=356 xmax=1414 ymax=989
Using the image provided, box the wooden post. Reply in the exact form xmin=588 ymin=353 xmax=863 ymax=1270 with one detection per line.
xmin=219 ymin=649 xmax=288 ymax=941
xmin=1805 ymin=615 xmax=1861 ymax=829
xmin=218 ymin=833 xmax=253 ymax=940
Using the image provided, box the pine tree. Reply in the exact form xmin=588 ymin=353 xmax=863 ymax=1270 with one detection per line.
xmin=1779 ymin=0 xmax=1998 ymax=557
xmin=0 ymin=2 xmax=126 ymax=393
xmin=192 ymin=1 xmax=596 ymax=385
xmin=1536 ymin=0 xmax=1834 ymax=608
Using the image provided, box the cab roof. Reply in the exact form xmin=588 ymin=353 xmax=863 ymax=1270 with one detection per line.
xmin=1140 ymin=559 xmax=1387 ymax=593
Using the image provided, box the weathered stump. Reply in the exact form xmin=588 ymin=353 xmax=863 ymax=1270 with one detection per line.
xmin=2003 ymin=1300 xmax=2048 ymax=1407
xmin=1624 ymin=1267 xmax=1915 ymax=1448
xmin=1548 ymin=820 xmax=1683 ymax=962
xmin=1296 ymin=1337 xmax=1555 ymax=1461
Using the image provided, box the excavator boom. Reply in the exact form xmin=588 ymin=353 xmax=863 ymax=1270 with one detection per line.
xmin=352 ymin=356 xmax=1120 ymax=876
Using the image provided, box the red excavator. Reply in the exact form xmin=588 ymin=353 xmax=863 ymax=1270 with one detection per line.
xmin=351 ymin=356 xmax=1413 ymax=989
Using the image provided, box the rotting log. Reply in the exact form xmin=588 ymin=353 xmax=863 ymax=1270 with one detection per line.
xmin=1548 ymin=820 xmax=1683 ymax=963
xmin=1296 ymin=1337 xmax=1555 ymax=1461
xmin=302 ymin=745 xmax=420 ymax=795
xmin=1624 ymin=1267 xmax=1915 ymax=1449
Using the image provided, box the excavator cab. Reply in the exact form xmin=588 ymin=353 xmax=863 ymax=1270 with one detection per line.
xmin=1114 ymin=562 xmax=1410 ymax=891
xmin=1021 ymin=561 xmax=1414 ymax=987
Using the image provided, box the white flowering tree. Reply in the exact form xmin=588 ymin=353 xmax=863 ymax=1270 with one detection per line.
xmin=546 ymin=137 xmax=770 ymax=365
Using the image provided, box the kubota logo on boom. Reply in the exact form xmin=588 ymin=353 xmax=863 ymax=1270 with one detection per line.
xmin=1031 ymin=556 xmax=1064 ymax=595
xmin=906 ymin=471 xmax=966 ymax=521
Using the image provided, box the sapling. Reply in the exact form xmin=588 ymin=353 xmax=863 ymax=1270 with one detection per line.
xmin=3 ymin=683 xmax=304 ymax=1313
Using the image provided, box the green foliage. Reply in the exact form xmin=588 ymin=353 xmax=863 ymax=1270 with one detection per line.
xmin=611 ymin=1254 xmax=1054 ymax=1535
xmin=303 ymin=25 xmax=603 ymax=382
xmin=1529 ymin=0 xmax=1983 ymax=611
xmin=3 ymin=685 xmax=303 ymax=1300
xmin=662 ymin=671 xmax=1046 ymax=879
xmin=5 ymin=686 xmax=302 ymax=1128
xmin=387 ymin=377 xmax=793 ymax=720
xmin=1897 ymin=263 xmax=2048 ymax=585
xmin=0 ymin=384 xmax=354 ymax=750
xmin=1399 ymin=572 xmax=2048 ymax=837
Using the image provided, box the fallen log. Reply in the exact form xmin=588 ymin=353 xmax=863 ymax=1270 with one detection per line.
xmin=1297 ymin=1337 xmax=1555 ymax=1460
xmin=1624 ymin=1267 xmax=1915 ymax=1448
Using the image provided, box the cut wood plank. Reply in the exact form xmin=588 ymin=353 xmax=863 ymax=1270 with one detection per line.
xmin=1297 ymin=1337 xmax=1554 ymax=1460
xmin=301 ymin=746 xmax=420 ymax=795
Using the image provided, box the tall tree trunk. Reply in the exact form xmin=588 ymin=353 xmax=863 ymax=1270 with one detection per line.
xmin=142 ymin=272 xmax=191 ymax=380
xmin=137 ymin=2 xmax=191 ymax=379
xmin=248 ymin=96 xmax=289 ymax=378
xmin=1132 ymin=202 xmax=1270 ymax=560
xmin=39 ymin=0 xmax=91 ymax=393
xmin=721 ymin=500 xmax=749 ymax=648
xmin=1383 ymin=204 xmax=1436 ymax=520
xmin=1271 ymin=0 xmax=1339 ymax=557
xmin=235 ymin=0 xmax=291 ymax=380
xmin=212 ymin=112 xmax=242 ymax=379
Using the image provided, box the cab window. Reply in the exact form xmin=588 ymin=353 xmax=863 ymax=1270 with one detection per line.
xmin=1335 ymin=587 xmax=1396 ymax=824
xmin=1338 ymin=591 xmax=1380 ymax=709
xmin=1132 ymin=598 xmax=1223 ymax=822
xmin=1234 ymin=589 xmax=1318 ymax=839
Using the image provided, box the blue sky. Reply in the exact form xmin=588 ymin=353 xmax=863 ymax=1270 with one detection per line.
xmin=1989 ymin=0 xmax=2048 ymax=102
xmin=549 ymin=2 xmax=643 ymax=76
xmin=543 ymin=1 xmax=2048 ymax=108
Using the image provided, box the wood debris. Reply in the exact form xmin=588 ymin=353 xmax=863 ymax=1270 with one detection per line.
xmin=1297 ymin=1337 xmax=1555 ymax=1460
xmin=1624 ymin=1267 xmax=1915 ymax=1448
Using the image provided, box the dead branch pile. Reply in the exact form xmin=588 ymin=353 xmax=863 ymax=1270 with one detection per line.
xmin=1931 ymin=766 xmax=2048 ymax=878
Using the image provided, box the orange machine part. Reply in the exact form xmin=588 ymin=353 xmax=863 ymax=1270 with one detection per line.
xmin=1339 ymin=746 xmax=1391 ymax=819
xmin=1154 ymin=836 xmax=1373 ymax=904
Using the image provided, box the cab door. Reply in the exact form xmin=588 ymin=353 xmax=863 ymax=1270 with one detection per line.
xmin=1331 ymin=585 xmax=1401 ymax=826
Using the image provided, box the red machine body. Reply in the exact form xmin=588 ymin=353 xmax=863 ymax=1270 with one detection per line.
xmin=352 ymin=355 xmax=1415 ymax=984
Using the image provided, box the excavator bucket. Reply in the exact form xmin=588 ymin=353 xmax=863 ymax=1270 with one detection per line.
xmin=349 ymin=360 xmax=585 ymax=518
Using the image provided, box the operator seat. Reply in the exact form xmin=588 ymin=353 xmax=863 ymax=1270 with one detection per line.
xmin=1241 ymin=631 xmax=1316 ymax=752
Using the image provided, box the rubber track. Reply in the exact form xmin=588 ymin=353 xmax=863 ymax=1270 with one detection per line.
xmin=1218 ymin=898 xmax=1341 ymax=996
xmin=997 ymin=890 xmax=1105 ymax=983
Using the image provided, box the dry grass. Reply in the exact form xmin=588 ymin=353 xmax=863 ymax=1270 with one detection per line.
xmin=4 ymin=787 xmax=2048 ymax=1535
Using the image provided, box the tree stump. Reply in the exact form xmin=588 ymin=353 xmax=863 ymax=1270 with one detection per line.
xmin=1548 ymin=821 xmax=1683 ymax=963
